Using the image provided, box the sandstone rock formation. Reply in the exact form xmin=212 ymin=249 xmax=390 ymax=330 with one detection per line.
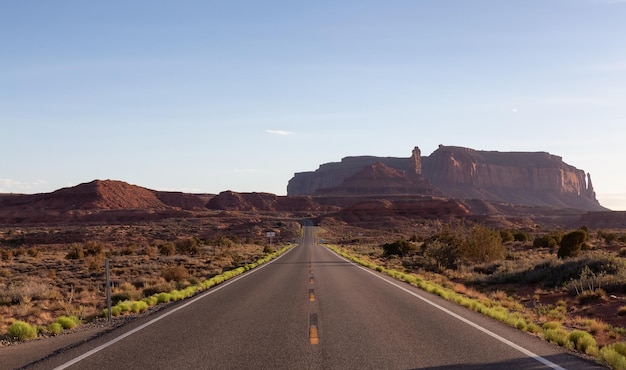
xmin=315 ymin=162 xmax=442 ymax=196
xmin=287 ymin=145 xmax=605 ymax=211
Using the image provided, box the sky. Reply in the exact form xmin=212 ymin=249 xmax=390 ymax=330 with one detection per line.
xmin=1 ymin=0 xmax=625 ymax=210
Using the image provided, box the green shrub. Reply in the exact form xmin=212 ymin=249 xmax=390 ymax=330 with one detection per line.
xmin=55 ymin=315 xmax=79 ymax=330
xmin=130 ymin=301 xmax=149 ymax=313
xmin=533 ymin=233 xmax=561 ymax=249
xmin=47 ymin=322 xmax=63 ymax=335
xmin=543 ymin=328 xmax=572 ymax=348
xmin=542 ymin=321 xmax=562 ymax=330
xmin=110 ymin=306 xmax=122 ymax=317
xmin=600 ymin=343 xmax=626 ymax=370
xmin=569 ymin=330 xmax=598 ymax=355
xmin=117 ymin=301 xmax=132 ymax=313
xmin=142 ymin=295 xmax=158 ymax=306
xmin=156 ymin=292 xmax=172 ymax=303
xmin=8 ymin=320 xmax=38 ymax=341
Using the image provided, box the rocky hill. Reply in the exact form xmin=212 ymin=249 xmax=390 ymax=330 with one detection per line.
xmin=288 ymin=145 xmax=606 ymax=211
xmin=0 ymin=180 xmax=209 ymax=224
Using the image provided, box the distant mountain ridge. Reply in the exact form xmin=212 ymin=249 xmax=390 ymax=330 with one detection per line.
xmin=288 ymin=145 xmax=606 ymax=211
xmin=0 ymin=180 xmax=212 ymax=224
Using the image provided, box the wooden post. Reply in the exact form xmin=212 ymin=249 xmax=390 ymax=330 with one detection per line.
xmin=106 ymin=259 xmax=111 ymax=321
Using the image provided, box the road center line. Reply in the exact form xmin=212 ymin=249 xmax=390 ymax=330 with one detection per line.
xmin=309 ymin=313 xmax=320 ymax=345
xmin=52 ymin=246 xmax=297 ymax=370
xmin=328 ymin=248 xmax=567 ymax=370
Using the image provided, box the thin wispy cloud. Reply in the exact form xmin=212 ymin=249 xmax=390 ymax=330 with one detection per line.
xmin=266 ymin=130 xmax=294 ymax=136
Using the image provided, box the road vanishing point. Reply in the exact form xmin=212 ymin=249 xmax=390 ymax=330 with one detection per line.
xmin=21 ymin=224 xmax=603 ymax=370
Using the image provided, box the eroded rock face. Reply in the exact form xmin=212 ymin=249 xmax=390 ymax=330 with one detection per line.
xmin=287 ymin=145 xmax=605 ymax=211
xmin=423 ymin=146 xmax=600 ymax=210
xmin=315 ymin=162 xmax=442 ymax=196
xmin=206 ymin=191 xmax=328 ymax=212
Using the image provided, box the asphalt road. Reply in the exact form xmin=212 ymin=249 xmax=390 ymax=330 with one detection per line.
xmin=23 ymin=225 xmax=604 ymax=370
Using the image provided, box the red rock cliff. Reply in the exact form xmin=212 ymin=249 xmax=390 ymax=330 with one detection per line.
xmin=287 ymin=145 xmax=605 ymax=211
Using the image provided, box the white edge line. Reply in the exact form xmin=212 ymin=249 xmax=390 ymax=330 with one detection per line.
xmin=327 ymin=248 xmax=567 ymax=370
xmin=53 ymin=246 xmax=297 ymax=370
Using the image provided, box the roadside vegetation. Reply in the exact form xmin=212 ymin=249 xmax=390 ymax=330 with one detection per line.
xmin=324 ymin=224 xmax=626 ymax=369
xmin=0 ymin=218 xmax=299 ymax=344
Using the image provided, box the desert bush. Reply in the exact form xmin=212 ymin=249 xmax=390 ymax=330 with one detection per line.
xmin=161 ymin=265 xmax=189 ymax=282
xmin=141 ymin=246 xmax=159 ymax=257
xmin=586 ymin=318 xmax=608 ymax=335
xmin=1 ymin=281 xmax=53 ymax=305
xmin=159 ymin=243 xmax=176 ymax=256
xmin=382 ymin=239 xmax=417 ymax=257
xmin=55 ymin=315 xmax=79 ymax=330
xmin=175 ymin=238 xmax=200 ymax=255
xmin=599 ymin=231 xmax=619 ymax=244
xmin=513 ymin=232 xmax=529 ymax=242
xmin=7 ymin=320 xmax=38 ymax=341
xmin=26 ymin=248 xmax=41 ymax=258
xmin=533 ymin=232 xmax=562 ymax=249
xmin=500 ymin=230 xmax=514 ymax=243
xmin=422 ymin=240 xmax=458 ymax=271
xmin=215 ymin=236 xmax=234 ymax=248
xmin=558 ymin=229 xmax=587 ymax=259
xmin=141 ymin=281 xmax=174 ymax=297
xmin=0 ymin=248 xmax=13 ymax=261
xmin=66 ymin=244 xmax=85 ymax=260
xmin=459 ymin=226 xmax=505 ymax=264
xmin=84 ymin=241 xmax=104 ymax=256
xmin=121 ymin=243 xmax=137 ymax=256
xmin=577 ymin=288 xmax=607 ymax=305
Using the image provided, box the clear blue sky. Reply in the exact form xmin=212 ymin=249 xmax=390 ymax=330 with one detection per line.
xmin=2 ymin=1 xmax=625 ymax=210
